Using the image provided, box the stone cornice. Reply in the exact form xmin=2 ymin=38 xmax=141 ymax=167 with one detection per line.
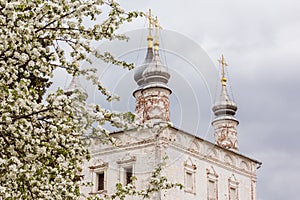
xmin=164 ymin=138 xmax=257 ymax=179
xmin=89 ymin=126 xmax=260 ymax=178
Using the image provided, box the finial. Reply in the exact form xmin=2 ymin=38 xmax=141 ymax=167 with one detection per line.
xmin=143 ymin=10 xmax=162 ymax=50
xmin=144 ymin=9 xmax=154 ymax=48
xmin=153 ymin=16 xmax=162 ymax=51
xmin=218 ymin=54 xmax=228 ymax=86
xmin=147 ymin=9 xmax=152 ymax=30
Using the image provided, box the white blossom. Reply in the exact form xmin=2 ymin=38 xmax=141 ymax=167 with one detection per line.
xmin=0 ymin=0 xmax=143 ymax=199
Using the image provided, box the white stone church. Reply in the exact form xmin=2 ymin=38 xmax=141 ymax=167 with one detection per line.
xmin=78 ymin=20 xmax=262 ymax=200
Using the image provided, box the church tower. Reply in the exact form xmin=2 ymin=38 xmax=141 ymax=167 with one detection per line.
xmin=133 ymin=14 xmax=171 ymax=124
xmin=212 ymin=55 xmax=239 ymax=152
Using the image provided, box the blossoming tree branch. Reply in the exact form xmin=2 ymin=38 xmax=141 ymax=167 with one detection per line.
xmin=0 ymin=0 xmax=142 ymax=199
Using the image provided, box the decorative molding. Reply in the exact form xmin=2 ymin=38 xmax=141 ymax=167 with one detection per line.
xmin=184 ymin=157 xmax=197 ymax=194
xmin=89 ymin=190 xmax=108 ymax=195
xmin=184 ymin=157 xmax=197 ymax=170
xmin=89 ymin=159 xmax=108 ymax=194
xmin=213 ymin=120 xmax=238 ymax=151
xmin=112 ymin=136 xmax=122 ymax=146
xmin=207 ymin=148 xmax=219 ymax=160
xmin=116 ymin=153 xmax=137 ymax=164
xmin=207 ymin=166 xmax=218 ymax=200
xmin=143 ymin=88 xmax=170 ymax=123
xmin=228 ymin=174 xmax=239 ymax=200
xmin=89 ymin=159 xmax=108 ymax=170
xmin=118 ymin=158 xmax=135 ymax=186
xmin=251 ymin=179 xmax=256 ymax=200
xmin=224 ymin=154 xmax=235 ymax=166
xmin=228 ymin=174 xmax=239 ymax=187
xmin=189 ymin=140 xmax=200 ymax=153
xmin=240 ymin=160 xmax=250 ymax=171
xmin=206 ymin=166 xmax=219 ymax=179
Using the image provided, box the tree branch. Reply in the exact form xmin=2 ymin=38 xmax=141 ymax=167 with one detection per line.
xmin=35 ymin=10 xmax=77 ymax=33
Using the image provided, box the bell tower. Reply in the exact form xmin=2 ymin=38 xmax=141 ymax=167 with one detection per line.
xmin=212 ymin=55 xmax=239 ymax=152
xmin=133 ymin=12 xmax=171 ymax=125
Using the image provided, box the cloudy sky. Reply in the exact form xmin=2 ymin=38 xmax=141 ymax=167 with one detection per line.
xmin=52 ymin=0 xmax=300 ymax=199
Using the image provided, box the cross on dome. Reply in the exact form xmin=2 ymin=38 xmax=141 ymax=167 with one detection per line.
xmin=218 ymin=54 xmax=228 ymax=86
xmin=143 ymin=10 xmax=162 ymax=50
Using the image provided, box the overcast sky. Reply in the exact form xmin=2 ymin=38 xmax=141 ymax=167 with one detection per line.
xmin=52 ymin=1 xmax=300 ymax=199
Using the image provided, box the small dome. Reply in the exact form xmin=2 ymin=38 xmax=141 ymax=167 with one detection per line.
xmin=134 ymin=47 xmax=153 ymax=86
xmin=142 ymin=49 xmax=170 ymax=85
xmin=134 ymin=64 xmax=148 ymax=86
xmin=212 ymin=85 xmax=237 ymax=117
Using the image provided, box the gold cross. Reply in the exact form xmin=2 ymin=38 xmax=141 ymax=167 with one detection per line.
xmin=217 ymin=54 xmax=228 ymax=86
xmin=142 ymin=10 xmax=163 ymax=49
xmin=143 ymin=9 xmax=154 ymax=47
xmin=143 ymin=9 xmax=162 ymax=31
xmin=144 ymin=9 xmax=153 ymax=30
xmin=153 ymin=16 xmax=163 ymax=30
xmin=153 ymin=16 xmax=162 ymax=50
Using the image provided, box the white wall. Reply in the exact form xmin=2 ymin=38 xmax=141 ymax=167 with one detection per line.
xmin=80 ymin=126 xmax=259 ymax=200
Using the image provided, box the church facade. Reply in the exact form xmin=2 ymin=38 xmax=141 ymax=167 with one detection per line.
xmin=79 ymin=17 xmax=261 ymax=200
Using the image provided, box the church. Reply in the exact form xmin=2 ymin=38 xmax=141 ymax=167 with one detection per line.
xmin=78 ymin=13 xmax=262 ymax=200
